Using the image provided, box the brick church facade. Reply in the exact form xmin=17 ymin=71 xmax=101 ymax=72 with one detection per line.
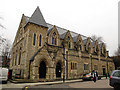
xmin=10 ymin=7 xmax=114 ymax=81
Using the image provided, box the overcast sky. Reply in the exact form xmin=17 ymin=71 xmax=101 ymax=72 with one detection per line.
xmin=0 ymin=0 xmax=119 ymax=56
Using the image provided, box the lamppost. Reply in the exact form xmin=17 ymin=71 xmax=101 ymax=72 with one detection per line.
xmin=66 ymin=51 xmax=68 ymax=79
xmin=62 ymin=53 xmax=65 ymax=82
xmin=62 ymin=51 xmax=68 ymax=82
xmin=90 ymin=55 xmax=92 ymax=72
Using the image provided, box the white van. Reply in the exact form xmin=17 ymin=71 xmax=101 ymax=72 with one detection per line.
xmin=0 ymin=67 xmax=9 ymax=83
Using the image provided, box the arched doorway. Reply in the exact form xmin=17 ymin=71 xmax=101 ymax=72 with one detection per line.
xmin=56 ymin=62 xmax=61 ymax=78
xmin=103 ymin=68 xmax=106 ymax=75
xmin=39 ymin=61 xmax=46 ymax=78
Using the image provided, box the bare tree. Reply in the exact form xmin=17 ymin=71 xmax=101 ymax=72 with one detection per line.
xmin=115 ymin=46 xmax=120 ymax=56
xmin=113 ymin=46 xmax=120 ymax=69
xmin=91 ymin=35 xmax=104 ymax=44
xmin=1 ymin=38 xmax=11 ymax=58
xmin=0 ymin=17 xmax=5 ymax=29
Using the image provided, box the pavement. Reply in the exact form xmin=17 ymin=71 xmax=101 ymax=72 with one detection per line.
xmin=1 ymin=78 xmax=83 ymax=89
xmin=1 ymin=77 xmax=108 ymax=89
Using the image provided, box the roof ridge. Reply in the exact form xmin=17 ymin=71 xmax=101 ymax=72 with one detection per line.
xmin=47 ymin=23 xmax=68 ymax=31
xmin=24 ymin=15 xmax=29 ymax=18
xmin=29 ymin=7 xmax=48 ymax=27
xmin=47 ymin=23 xmax=88 ymax=38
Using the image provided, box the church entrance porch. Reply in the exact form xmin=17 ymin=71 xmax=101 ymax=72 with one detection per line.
xmin=39 ymin=61 xmax=46 ymax=78
xmin=102 ymin=67 xmax=106 ymax=76
xmin=56 ymin=62 xmax=61 ymax=78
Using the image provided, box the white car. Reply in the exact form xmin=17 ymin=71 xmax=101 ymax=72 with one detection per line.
xmin=0 ymin=67 xmax=9 ymax=83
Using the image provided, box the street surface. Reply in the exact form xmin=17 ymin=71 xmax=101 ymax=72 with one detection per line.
xmin=1 ymin=78 xmax=113 ymax=90
xmin=28 ymin=79 xmax=113 ymax=88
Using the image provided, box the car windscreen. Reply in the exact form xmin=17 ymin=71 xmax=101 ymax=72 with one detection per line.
xmin=112 ymin=71 xmax=120 ymax=77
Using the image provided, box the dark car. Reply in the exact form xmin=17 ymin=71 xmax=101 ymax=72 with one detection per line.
xmin=82 ymin=72 xmax=93 ymax=81
xmin=109 ymin=70 xmax=120 ymax=90
xmin=82 ymin=72 xmax=101 ymax=81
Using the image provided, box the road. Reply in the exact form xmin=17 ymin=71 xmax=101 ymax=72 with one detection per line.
xmin=27 ymin=79 xmax=113 ymax=89
xmin=1 ymin=79 xmax=113 ymax=90
xmin=69 ymin=79 xmax=113 ymax=88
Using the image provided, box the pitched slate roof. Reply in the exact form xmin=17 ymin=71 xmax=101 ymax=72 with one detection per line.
xmin=73 ymin=36 xmax=78 ymax=42
xmin=24 ymin=16 xmax=29 ymax=24
xmin=83 ymin=39 xmax=87 ymax=45
xmin=23 ymin=7 xmax=90 ymax=42
xmin=28 ymin=7 xmax=48 ymax=28
xmin=60 ymin=32 xmax=67 ymax=39
xmin=46 ymin=23 xmax=88 ymax=41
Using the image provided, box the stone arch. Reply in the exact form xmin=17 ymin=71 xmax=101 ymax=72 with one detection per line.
xmin=54 ymin=60 xmax=64 ymax=78
xmin=31 ymin=54 xmax=52 ymax=80
xmin=101 ymin=43 xmax=106 ymax=55
xmin=63 ymin=31 xmax=74 ymax=49
xmin=39 ymin=60 xmax=46 ymax=78
xmin=37 ymin=57 xmax=50 ymax=68
xmin=56 ymin=62 xmax=61 ymax=78
xmin=48 ymin=25 xmax=60 ymax=45
xmin=75 ymin=34 xmax=84 ymax=51
xmin=54 ymin=60 xmax=64 ymax=68
xmin=86 ymin=38 xmax=93 ymax=53
xmin=94 ymin=40 xmax=100 ymax=54
xmin=64 ymin=31 xmax=73 ymax=42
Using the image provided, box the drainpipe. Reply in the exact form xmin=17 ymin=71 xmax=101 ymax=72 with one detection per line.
xmin=28 ymin=60 xmax=31 ymax=79
xmin=90 ymin=55 xmax=92 ymax=72
xmin=66 ymin=51 xmax=68 ymax=79
xmin=62 ymin=52 xmax=65 ymax=82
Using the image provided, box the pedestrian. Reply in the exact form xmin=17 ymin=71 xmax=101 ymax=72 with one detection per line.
xmin=96 ymin=71 xmax=98 ymax=80
xmin=63 ymin=75 xmax=65 ymax=82
xmin=106 ymin=73 xmax=107 ymax=79
xmin=93 ymin=72 xmax=96 ymax=82
xmin=108 ymin=73 xmax=110 ymax=77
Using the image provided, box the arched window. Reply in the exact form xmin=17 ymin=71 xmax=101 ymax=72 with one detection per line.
xmin=71 ymin=62 xmax=72 ymax=70
xmin=53 ymin=32 xmax=56 ymax=36
xmin=55 ymin=38 xmax=56 ymax=45
xmin=12 ymin=56 xmax=14 ymax=66
xmin=15 ymin=54 xmax=17 ymax=65
xmin=52 ymin=37 xmax=54 ymax=44
xmin=68 ymin=36 xmax=71 ymax=49
xmin=79 ymin=40 xmax=82 ymax=50
xmin=68 ymin=42 xmax=71 ymax=49
xmin=68 ymin=36 xmax=70 ymax=41
xmin=88 ymin=43 xmax=91 ymax=53
xmin=33 ymin=33 xmax=36 ymax=45
xmin=18 ymin=52 xmax=21 ymax=65
xmin=103 ymin=47 xmax=106 ymax=55
xmin=39 ymin=34 xmax=42 ymax=46
xmin=96 ymin=45 xmax=99 ymax=52
xmin=52 ymin=32 xmax=57 ymax=45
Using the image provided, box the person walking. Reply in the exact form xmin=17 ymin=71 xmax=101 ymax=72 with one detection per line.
xmin=63 ymin=75 xmax=65 ymax=82
xmin=96 ymin=71 xmax=98 ymax=80
xmin=93 ymin=72 xmax=96 ymax=82
xmin=106 ymin=73 xmax=107 ymax=79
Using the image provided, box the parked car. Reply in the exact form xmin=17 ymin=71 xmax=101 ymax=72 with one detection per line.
xmin=82 ymin=72 xmax=101 ymax=81
xmin=109 ymin=70 xmax=120 ymax=90
xmin=0 ymin=67 xmax=9 ymax=83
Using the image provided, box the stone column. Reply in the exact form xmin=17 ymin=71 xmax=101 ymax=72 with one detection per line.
xmin=46 ymin=66 xmax=49 ymax=80
xmin=63 ymin=40 xmax=68 ymax=80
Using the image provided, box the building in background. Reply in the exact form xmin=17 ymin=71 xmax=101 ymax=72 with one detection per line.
xmin=0 ymin=56 xmax=10 ymax=68
xmin=118 ymin=1 xmax=120 ymax=46
xmin=9 ymin=7 xmax=115 ymax=81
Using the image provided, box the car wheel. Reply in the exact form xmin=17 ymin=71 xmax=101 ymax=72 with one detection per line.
xmin=3 ymin=81 xmax=7 ymax=84
xmin=5 ymin=81 xmax=8 ymax=84
xmin=98 ymin=77 xmax=101 ymax=80
xmin=114 ymin=84 xmax=120 ymax=90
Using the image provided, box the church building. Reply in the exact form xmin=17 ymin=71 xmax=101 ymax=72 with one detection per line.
xmin=10 ymin=7 xmax=114 ymax=81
